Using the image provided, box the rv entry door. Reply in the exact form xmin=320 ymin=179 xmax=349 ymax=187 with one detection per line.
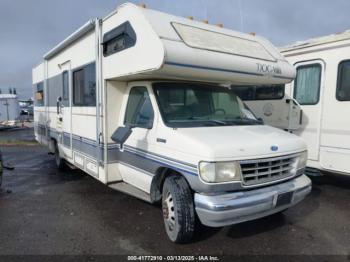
xmin=289 ymin=60 xmax=324 ymax=161
xmin=57 ymin=61 xmax=73 ymax=159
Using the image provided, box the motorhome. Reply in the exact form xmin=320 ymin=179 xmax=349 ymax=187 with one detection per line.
xmin=33 ymin=3 xmax=311 ymax=243
xmin=0 ymin=94 xmax=20 ymax=123
xmin=238 ymin=30 xmax=350 ymax=177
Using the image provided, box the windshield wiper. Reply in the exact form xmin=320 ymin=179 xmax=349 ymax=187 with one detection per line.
xmin=232 ymin=117 xmax=263 ymax=125
xmin=185 ymin=117 xmax=227 ymax=126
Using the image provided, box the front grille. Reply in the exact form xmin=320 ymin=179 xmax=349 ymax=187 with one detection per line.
xmin=240 ymin=154 xmax=298 ymax=186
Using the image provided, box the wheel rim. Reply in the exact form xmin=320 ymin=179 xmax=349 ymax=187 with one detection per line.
xmin=162 ymin=191 xmax=175 ymax=231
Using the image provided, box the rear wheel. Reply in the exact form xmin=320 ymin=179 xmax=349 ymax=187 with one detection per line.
xmin=162 ymin=175 xmax=195 ymax=243
xmin=54 ymin=142 xmax=66 ymax=171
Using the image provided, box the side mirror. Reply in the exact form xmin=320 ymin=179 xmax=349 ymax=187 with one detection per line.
xmin=111 ymin=126 xmax=133 ymax=147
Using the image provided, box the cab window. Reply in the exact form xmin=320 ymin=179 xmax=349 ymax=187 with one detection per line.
xmin=124 ymin=87 xmax=154 ymax=128
xmin=234 ymin=85 xmax=285 ymax=100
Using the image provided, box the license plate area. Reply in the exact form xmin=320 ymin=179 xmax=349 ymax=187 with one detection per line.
xmin=276 ymin=191 xmax=293 ymax=207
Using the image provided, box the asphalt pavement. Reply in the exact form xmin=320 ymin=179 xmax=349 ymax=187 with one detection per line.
xmin=0 ymin=129 xmax=349 ymax=258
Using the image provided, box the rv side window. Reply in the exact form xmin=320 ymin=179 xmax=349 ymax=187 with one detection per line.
xmin=103 ymin=21 xmax=137 ymax=57
xmin=73 ymin=63 xmax=96 ymax=106
xmin=294 ymin=64 xmax=321 ymax=105
xmin=124 ymin=87 xmax=154 ymax=129
xmin=35 ymin=82 xmax=44 ymax=106
xmin=336 ymin=60 xmax=350 ymax=101
xmin=234 ymin=85 xmax=285 ymax=100
xmin=62 ymin=71 xmax=69 ymax=101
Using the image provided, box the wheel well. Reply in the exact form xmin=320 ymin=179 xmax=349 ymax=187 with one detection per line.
xmin=150 ymin=167 xmax=189 ymax=203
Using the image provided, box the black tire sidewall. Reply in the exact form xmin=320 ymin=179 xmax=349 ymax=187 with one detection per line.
xmin=54 ymin=143 xmax=65 ymax=170
xmin=162 ymin=176 xmax=195 ymax=243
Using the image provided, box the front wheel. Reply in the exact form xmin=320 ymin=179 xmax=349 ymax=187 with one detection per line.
xmin=162 ymin=176 xmax=195 ymax=243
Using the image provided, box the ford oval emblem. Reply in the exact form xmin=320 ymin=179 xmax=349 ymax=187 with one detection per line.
xmin=271 ymin=145 xmax=279 ymax=152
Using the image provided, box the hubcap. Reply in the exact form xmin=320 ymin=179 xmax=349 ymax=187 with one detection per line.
xmin=162 ymin=191 xmax=175 ymax=231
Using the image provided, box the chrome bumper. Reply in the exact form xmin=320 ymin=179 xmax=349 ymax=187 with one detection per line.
xmin=194 ymin=175 xmax=312 ymax=227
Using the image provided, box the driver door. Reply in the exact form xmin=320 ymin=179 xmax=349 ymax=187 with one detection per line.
xmin=118 ymin=85 xmax=156 ymax=192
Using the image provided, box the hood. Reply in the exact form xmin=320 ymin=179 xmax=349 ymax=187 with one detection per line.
xmin=167 ymin=125 xmax=306 ymax=161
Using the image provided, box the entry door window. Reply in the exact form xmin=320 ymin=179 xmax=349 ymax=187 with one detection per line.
xmin=62 ymin=71 xmax=69 ymax=101
xmin=336 ymin=60 xmax=350 ymax=101
xmin=124 ymin=87 xmax=154 ymax=128
xmin=294 ymin=64 xmax=321 ymax=105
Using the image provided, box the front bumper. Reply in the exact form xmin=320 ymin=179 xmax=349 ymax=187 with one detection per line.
xmin=194 ymin=174 xmax=312 ymax=227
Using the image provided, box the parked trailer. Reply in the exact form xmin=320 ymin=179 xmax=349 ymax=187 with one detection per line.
xmin=33 ymin=3 xmax=311 ymax=242
xmin=238 ymin=30 xmax=350 ymax=177
xmin=0 ymin=94 xmax=20 ymax=123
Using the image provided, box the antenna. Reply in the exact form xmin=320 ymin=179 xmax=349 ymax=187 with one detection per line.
xmin=238 ymin=0 xmax=244 ymax=32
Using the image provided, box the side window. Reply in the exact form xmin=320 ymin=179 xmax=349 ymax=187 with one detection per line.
xmin=34 ymin=82 xmax=44 ymax=106
xmin=73 ymin=63 xmax=96 ymax=106
xmin=62 ymin=71 xmax=69 ymax=101
xmin=294 ymin=64 xmax=321 ymax=105
xmin=234 ymin=85 xmax=285 ymax=100
xmin=336 ymin=60 xmax=350 ymax=101
xmin=103 ymin=21 xmax=137 ymax=57
xmin=124 ymin=87 xmax=154 ymax=128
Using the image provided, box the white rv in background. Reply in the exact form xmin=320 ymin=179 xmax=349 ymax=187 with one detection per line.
xmin=33 ymin=3 xmax=311 ymax=242
xmin=0 ymin=94 xmax=20 ymax=123
xmin=238 ymin=30 xmax=350 ymax=177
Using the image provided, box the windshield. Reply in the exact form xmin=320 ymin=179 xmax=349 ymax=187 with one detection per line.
xmin=153 ymin=82 xmax=262 ymax=128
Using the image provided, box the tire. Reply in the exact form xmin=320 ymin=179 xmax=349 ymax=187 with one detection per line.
xmin=54 ymin=142 xmax=66 ymax=171
xmin=162 ymin=175 xmax=195 ymax=243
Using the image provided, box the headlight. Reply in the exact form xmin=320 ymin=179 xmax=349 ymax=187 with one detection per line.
xmin=297 ymin=151 xmax=308 ymax=169
xmin=199 ymin=161 xmax=241 ymax=183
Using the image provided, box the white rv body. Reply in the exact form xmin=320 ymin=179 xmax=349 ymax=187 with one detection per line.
xmin=239 ymin=31 xmax=350 ymax=176
xmin=0 ymin=94 xmax=20 ymax=123
xmin=279 ymin=31 xmax=350 ymax=176
xmin=33 ymin=3 xmax=311 ymax=242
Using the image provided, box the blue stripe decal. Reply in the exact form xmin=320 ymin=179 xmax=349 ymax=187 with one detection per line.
xmin=164 ymin=61 xmax=294 ymax=80
xmin=123 ymin=147 xmax=198 ymax=175
xmin=165 ymin=61 xmax=263 ymax=77
xmin=145 ymin=158 xmax=197 ymax=176
xmin=34 ymin=123 xmax=198 ymax=176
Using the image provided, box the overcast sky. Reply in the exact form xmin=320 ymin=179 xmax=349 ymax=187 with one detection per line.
xmin=1 ymin=0 xmax=350 ymax=99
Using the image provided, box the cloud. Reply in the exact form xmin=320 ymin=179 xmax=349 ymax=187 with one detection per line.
xmin=0 ymin=0 xmax=349 ymax=98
